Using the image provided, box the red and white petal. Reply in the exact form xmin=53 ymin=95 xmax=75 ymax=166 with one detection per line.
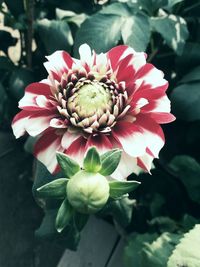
xmin=107 ymin=45 xmax=130 ymax=71
xmin=61 ymin=130 xmax=81 ymax=149
xmin=25 ymin=109 xmax=57 ymax=136
xmin=19 ymin=82 xmax=52 ymax=110
xmin=45 ymin=50 xmax=73 ymax=77
xmin=149 ymin=112 xmax=176 ymax=124
xmin=135 ymin=114 xmax=165 ymax=158
xmin=137 ymin=152 xmax=154 ymax=173
xmin=111 ymin=152 xmax=142 ymax=180
xmin=50 ymin=118 xmax=68 ymax=128
xmin=86 ymin=134 xmax=113 ymax=155
xmin=34 ymin=129 xmax=63 ymax=173
xmin=142 ymin=95 xmax=171 ymax=113
xmin=65 ymin=136 xmax=87 ymax=166
xmin=108 ymin=45 xmax=146 ymax=73
xmin=112 ymin=121 xmax=146 ymax=157
xmin=12 ymin=110 xmax=32 ymax=138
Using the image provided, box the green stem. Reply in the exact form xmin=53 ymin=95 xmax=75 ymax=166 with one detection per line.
xmin=24 ymin=0 xmax=34 ymax=69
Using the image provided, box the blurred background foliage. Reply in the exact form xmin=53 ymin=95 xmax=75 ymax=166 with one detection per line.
xmin=1 ymin=0 xmax=200 ymax=266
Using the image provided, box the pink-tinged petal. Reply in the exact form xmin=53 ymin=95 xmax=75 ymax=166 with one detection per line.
xmin=149 ymin=112 xmax=176 ymax=124
xmin=65 ymin=136 xmax=87 ymax=166
xmin=112 ymin=121 xmax=146 ymax=157
xmin=116 ymin=54 xmax=136 ymax=82
xmin=107 ymin=45 xmax=130 ymax=71
xmin=108 ymin=45 xmax=146 ymax=74
xmin=142 ymin=95 xmax=171 ymax=113
xmin=86 ymin=134 xmax=113 ymax=154
xmin=61 ymin=131 xmax=81 ymax=149
xmin=135 ymin=114 xmax=165 ymax=158
xmin=25 ymin=82 xmax=51 ymax=96
xmin=49 ymin=118 xmax=68 ymax=128
xmin=25 ymin=109 xmax=57 ymax=136
xmin=45 ymin=50 xmax=73 ymax=77
xmin=34 ymin=129 xmax=63 ymax=173
xmin=137 ymin=152 xmax=154 ymax=173
xmin=111 ymin=152 xmax=142 ymax=180
xmin=133 ymin=87 xmax=168 ymax=102
xmin=12 ymin=110 xmax=32 ymax=138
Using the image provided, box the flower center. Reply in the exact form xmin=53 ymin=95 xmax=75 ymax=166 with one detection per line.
xmin=67 ymin=82 xmax=112 ymax=118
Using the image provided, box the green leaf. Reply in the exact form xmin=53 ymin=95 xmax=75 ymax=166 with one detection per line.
xmin=179 ymin=65 xmax=200 ymax=84
xmin=100 ymin=149 xmax=122 ymax=176
xmin=56 ymin=152 xmax=80 ymax=178
xmin=167 ymin=0 xmax=184 ymax=9
xmin=8 ymin=68 xmax=35 ymax=100
xmin=121 ymin=14 xmax=150 ymax=52
xmin=74 ymin=13 xmax=123 ymax=55
xmin=150 ymin=15 xmax=188 ymax=55
xmin=37 ymin=178 xmax=68 ymax=199
xmin=55 ymin=198 xmax=74 ymax=233
xmin=167 ymin=224 xmax=200 ymax=267
xmin=35 ymin=208 xmax=80 ymax=250
xmin=109 ymin=180 xmax=140 ymax=199
xmin=0 ymin=56 xmax=15 ymax=71
xmin=73 ymin=212 xmax=89 ymax=231
xmin=83 ymin=147 xmax=101 ymax=173
xmin=124 ymin=233 xmax=158 ymax=267
xmin=124 ymin=232 xmax=181 ymax=267
xmin=101 ymin=196 xmax=135 ymax=228
xmin=138 ymin=0 xmax=168 ymax=14
xmin=171 ymin=82 xmax=200 ymax=121
xmin=176 ymin=42 xmax=200 ymax=71
xmin=56 ymin=8 xmax=87 ymax=26
xmin=143 ymin=233 xmax=181 ymax=267
xmin=36 ymin=19 xmax=73 ymax=54
xmin=101 ymin=2 xmax=131 ymax=16
xmin=169 ymin=156 xmax=200 ymax=205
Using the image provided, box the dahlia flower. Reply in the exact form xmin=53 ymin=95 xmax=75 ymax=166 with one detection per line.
xmin=12 ymin=44 xmax=175 ymax=180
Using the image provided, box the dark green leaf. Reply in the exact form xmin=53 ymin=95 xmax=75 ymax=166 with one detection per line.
xmin=179 ymin=65 xmax=200 ymax=84
xmin=100 ymin=2 xmax=131 ymax=16
xmin=83 ymin=147 xmax=101 ymax=173
xmin=37 ymin=178 xmax=68 ymax=199
xmin=171 ymin=82 xmax=200 ymax=121
xmin=167 ymin=0 xmax=184 ymax=9
xmin=138 ymin=0 xmax=168 ymax=14
xmin=167 ymin=225 xmax=200 ymax=267
xmin=169 ymin=156 xmax=200 ymax=205
xmin=109 ymin=180 xmax=140 ymax=199
xmin=74 ymin=13 xmax=123 ymax=55
xmin=36 ymin=19 xmax=73 ymax=54
xmin=0 ymin=56 xmax=15 ymax=71
xmin=101 ymin=196 xmax=135 ymax=228
xmin=151 ymin=15 xmax=188 ymax=55
xmin=100 ymin=149 xmax=122 ymax=176
xmin=176 ymin=42 xmax=200 ymax=71
xmin=73 ymin=212 xmax=89 ymax=231
xmin=56 ymin=152 xmax=80 ymax=178
xmin=55 ymin=198 xmax=74 ymax=233
xmin=0 ymin=30 xmax=17 ymax=54
xmin=35 ymin=209 xmax=58 ymax=238
xmin=122 ymin=14 xmax=150 ymax=52
xmin=8 ymin=68 xmax=35 ymax=100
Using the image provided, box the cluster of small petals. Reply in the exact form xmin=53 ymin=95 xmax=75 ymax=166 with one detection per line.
xmin=12 ymin=44 xmax=175 ymax=180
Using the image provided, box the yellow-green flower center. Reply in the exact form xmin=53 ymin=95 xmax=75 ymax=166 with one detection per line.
xmin=67 ymin=82 xmax=112 ymax=118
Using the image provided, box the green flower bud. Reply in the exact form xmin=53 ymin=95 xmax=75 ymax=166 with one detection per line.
xmin=66 ymin=170 xmax=109 ymax=214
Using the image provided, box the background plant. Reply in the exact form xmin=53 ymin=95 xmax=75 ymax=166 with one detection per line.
xmin=1 ymin=0 xmax=200 ymax=266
